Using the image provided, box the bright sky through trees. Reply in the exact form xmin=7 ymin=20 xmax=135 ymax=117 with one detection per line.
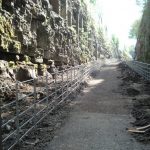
xmin=91 ymin=0 xmax=142 ymax=49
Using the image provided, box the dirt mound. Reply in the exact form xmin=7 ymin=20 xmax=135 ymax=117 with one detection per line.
xmin=118 ymin=63 xmax=142 ymax=83
xmin=126 ymin=88 xmax=140 ymax=96
xmin=119 ymin=62 xmax=150 ymax=142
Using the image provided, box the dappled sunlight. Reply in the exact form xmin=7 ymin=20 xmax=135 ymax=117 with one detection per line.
xmin=83 ymin=88 xmax=91 ymax=93
xmin=72 ymin=79 xmax=105 ymax=95
xmin=88 ymin=79 xmax=105 ymax=87
xmin=70 ymin=78 xmax=105 ymax=106
xmin=82 ymin=79 xmax=105 ymax=93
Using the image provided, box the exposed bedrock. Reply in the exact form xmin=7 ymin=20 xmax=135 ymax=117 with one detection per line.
xmin=0 ymin=0 xmax=101 ymax=64
xmin=0 ymin=0 xmax=108 ymax=81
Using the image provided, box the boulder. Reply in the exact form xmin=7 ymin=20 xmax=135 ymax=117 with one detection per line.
xmin=47 ymin=65 xmax=56 ymax=79
xmin=55 ymin=54 xmax=69 ymax=65
xmin=16 ymin=66 xmax=36 ymax=81
xmin=0 ymin=60 xmax=11 ymax=78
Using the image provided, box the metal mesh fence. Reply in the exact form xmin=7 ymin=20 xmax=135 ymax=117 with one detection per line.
xmin=124 ymin=60 xmax=150 ymax=81
xmin=0 ymin=61 xmax=99 ymax=150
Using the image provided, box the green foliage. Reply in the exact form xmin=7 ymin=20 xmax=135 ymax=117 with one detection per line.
xmin=129 ymin=19 xmax=141 ymax=39
xmin=122 ymin=50 xmax=132 ymax=60
xmin=135 ymin=0 xmax=150 ymax=62
xmin=128 ymin=45 xmax=135 ymax=58
xmin=111 ymin=35 xmax=119 ymax=49
xmin=111 ymin=35 xmax=119 ymax=44
xmin=110 ymin=35 xmax=120 ymax=58
xmin=97 ymin=27 xmax=106 ymax=48
xmin=121 ymin=45 xmax=135 ymax=60
xmin=89 ymin=0 xmax=96 ymax=5
xmin=0 ymin=0 xmax=2 ymax=8
xmin=136 ymin=0 xmax=148 ymax=7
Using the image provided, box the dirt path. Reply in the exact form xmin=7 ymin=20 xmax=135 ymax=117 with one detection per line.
xmin=45 ymin=60 xmax=150 ymax=150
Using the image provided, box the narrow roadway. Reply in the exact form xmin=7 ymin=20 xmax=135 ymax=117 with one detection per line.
xmin=46 ymin=60 xmax=150 ymax=150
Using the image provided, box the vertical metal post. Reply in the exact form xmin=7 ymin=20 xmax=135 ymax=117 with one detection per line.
xmin=84 ymin=65 xmax=86 ymax=81
xmin=77 ymin=10 xmax=80 ymax=47
xmin=74 ymin=66 xmax=75 ymax=80
xmin=33 ymin=79 xmax=37 ymax=120
xmin=79 ymin=66 xmax=82 ymax=84
xmin=61 ymin=71 xmax=64 ymax=101
xmin=40 ymin=77 xmax=42 ymax=91
xmin=77 ymin=67 xmax=80 ymax=88
xmin=46 ymin=74 xmax=49 ymax=112
xmin=70 ymin=0 xmax=73 ymax=26
xmin=71 ymin=66 xmax=73 ymax=84
xmin=81 ymin=65 xmax=83 ymax=82
xmin=15 ymin=81 xmax=20 ymax=143
xmin=66 ymin=69 xmax=69 ymax=96
xmin=71 ymin=67 xmax=73 ymax=92
xmin=81 ymin=65 xmax=83 ymax=84
xmin=83 ymin=65 xmax=85 ymax=81
xmin=41 ymin=77 xmax=43 ymax=91
xmin=96 ymin=43 xmax=98 ymax=60
xmin=147 ymin=64 xmax=149 ymax=80
xmin=66 ymin=0 xmax=68 ymax=21
xmin=55 ymin=72 xmax=57 ymax=100
xmin=148 ymin=65 xmax=150 ymax=81
xmin=0 ymin=97 xmax=2 ymax=150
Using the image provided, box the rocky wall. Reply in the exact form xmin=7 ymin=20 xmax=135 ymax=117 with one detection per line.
xmin=0 ymin=0 xmax=98 ymax=66
xmin=135 ymin=0 xmax=150 ymax=63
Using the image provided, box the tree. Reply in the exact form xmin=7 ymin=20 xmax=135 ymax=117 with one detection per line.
xmin=136 ymin=0 xmax=148 ymax=7
xmin=110 ymin=35 xmax=120 ymax=58
xmin=134 ymin=0 xmax=150 ymax=62
xmin=89 ymin=0 xmax=96 ymax=5
xmin=129 ymin=19 xmax=141 ymax=39
xmin=128 ymin=45 xmax=135 ymax=58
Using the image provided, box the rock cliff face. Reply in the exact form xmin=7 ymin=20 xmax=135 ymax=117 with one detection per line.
xmin=0 ymin=0 xmax=101 ymax=66
xmin=135 ymin=0 xmax=150 ymax=63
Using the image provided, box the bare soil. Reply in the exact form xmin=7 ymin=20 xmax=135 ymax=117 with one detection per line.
xmin=119 ymin=63 xmax=150 ymax=142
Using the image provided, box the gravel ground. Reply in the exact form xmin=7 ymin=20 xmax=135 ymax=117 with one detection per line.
xmin=45 ymin=60 xmax=150 ymax=150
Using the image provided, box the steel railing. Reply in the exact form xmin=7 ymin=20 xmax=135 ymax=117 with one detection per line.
xmin=0 ymin=61 xmax=100 ymax=150
xmin=124 ymin=60 xmax=150 ymax=81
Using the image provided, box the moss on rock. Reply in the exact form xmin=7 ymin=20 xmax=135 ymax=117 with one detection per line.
xmin=8 ymin=61 xmax=16 ymax=68
xmin=0 ymin=15 xmax=14 ymax=38
xmin=0 ymin=35 xmax=10 ymax=51
xmin=0 ymin=14 xmax=21 ymax=53
xmin=12 ymin=41 xmax=21 ymax=53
